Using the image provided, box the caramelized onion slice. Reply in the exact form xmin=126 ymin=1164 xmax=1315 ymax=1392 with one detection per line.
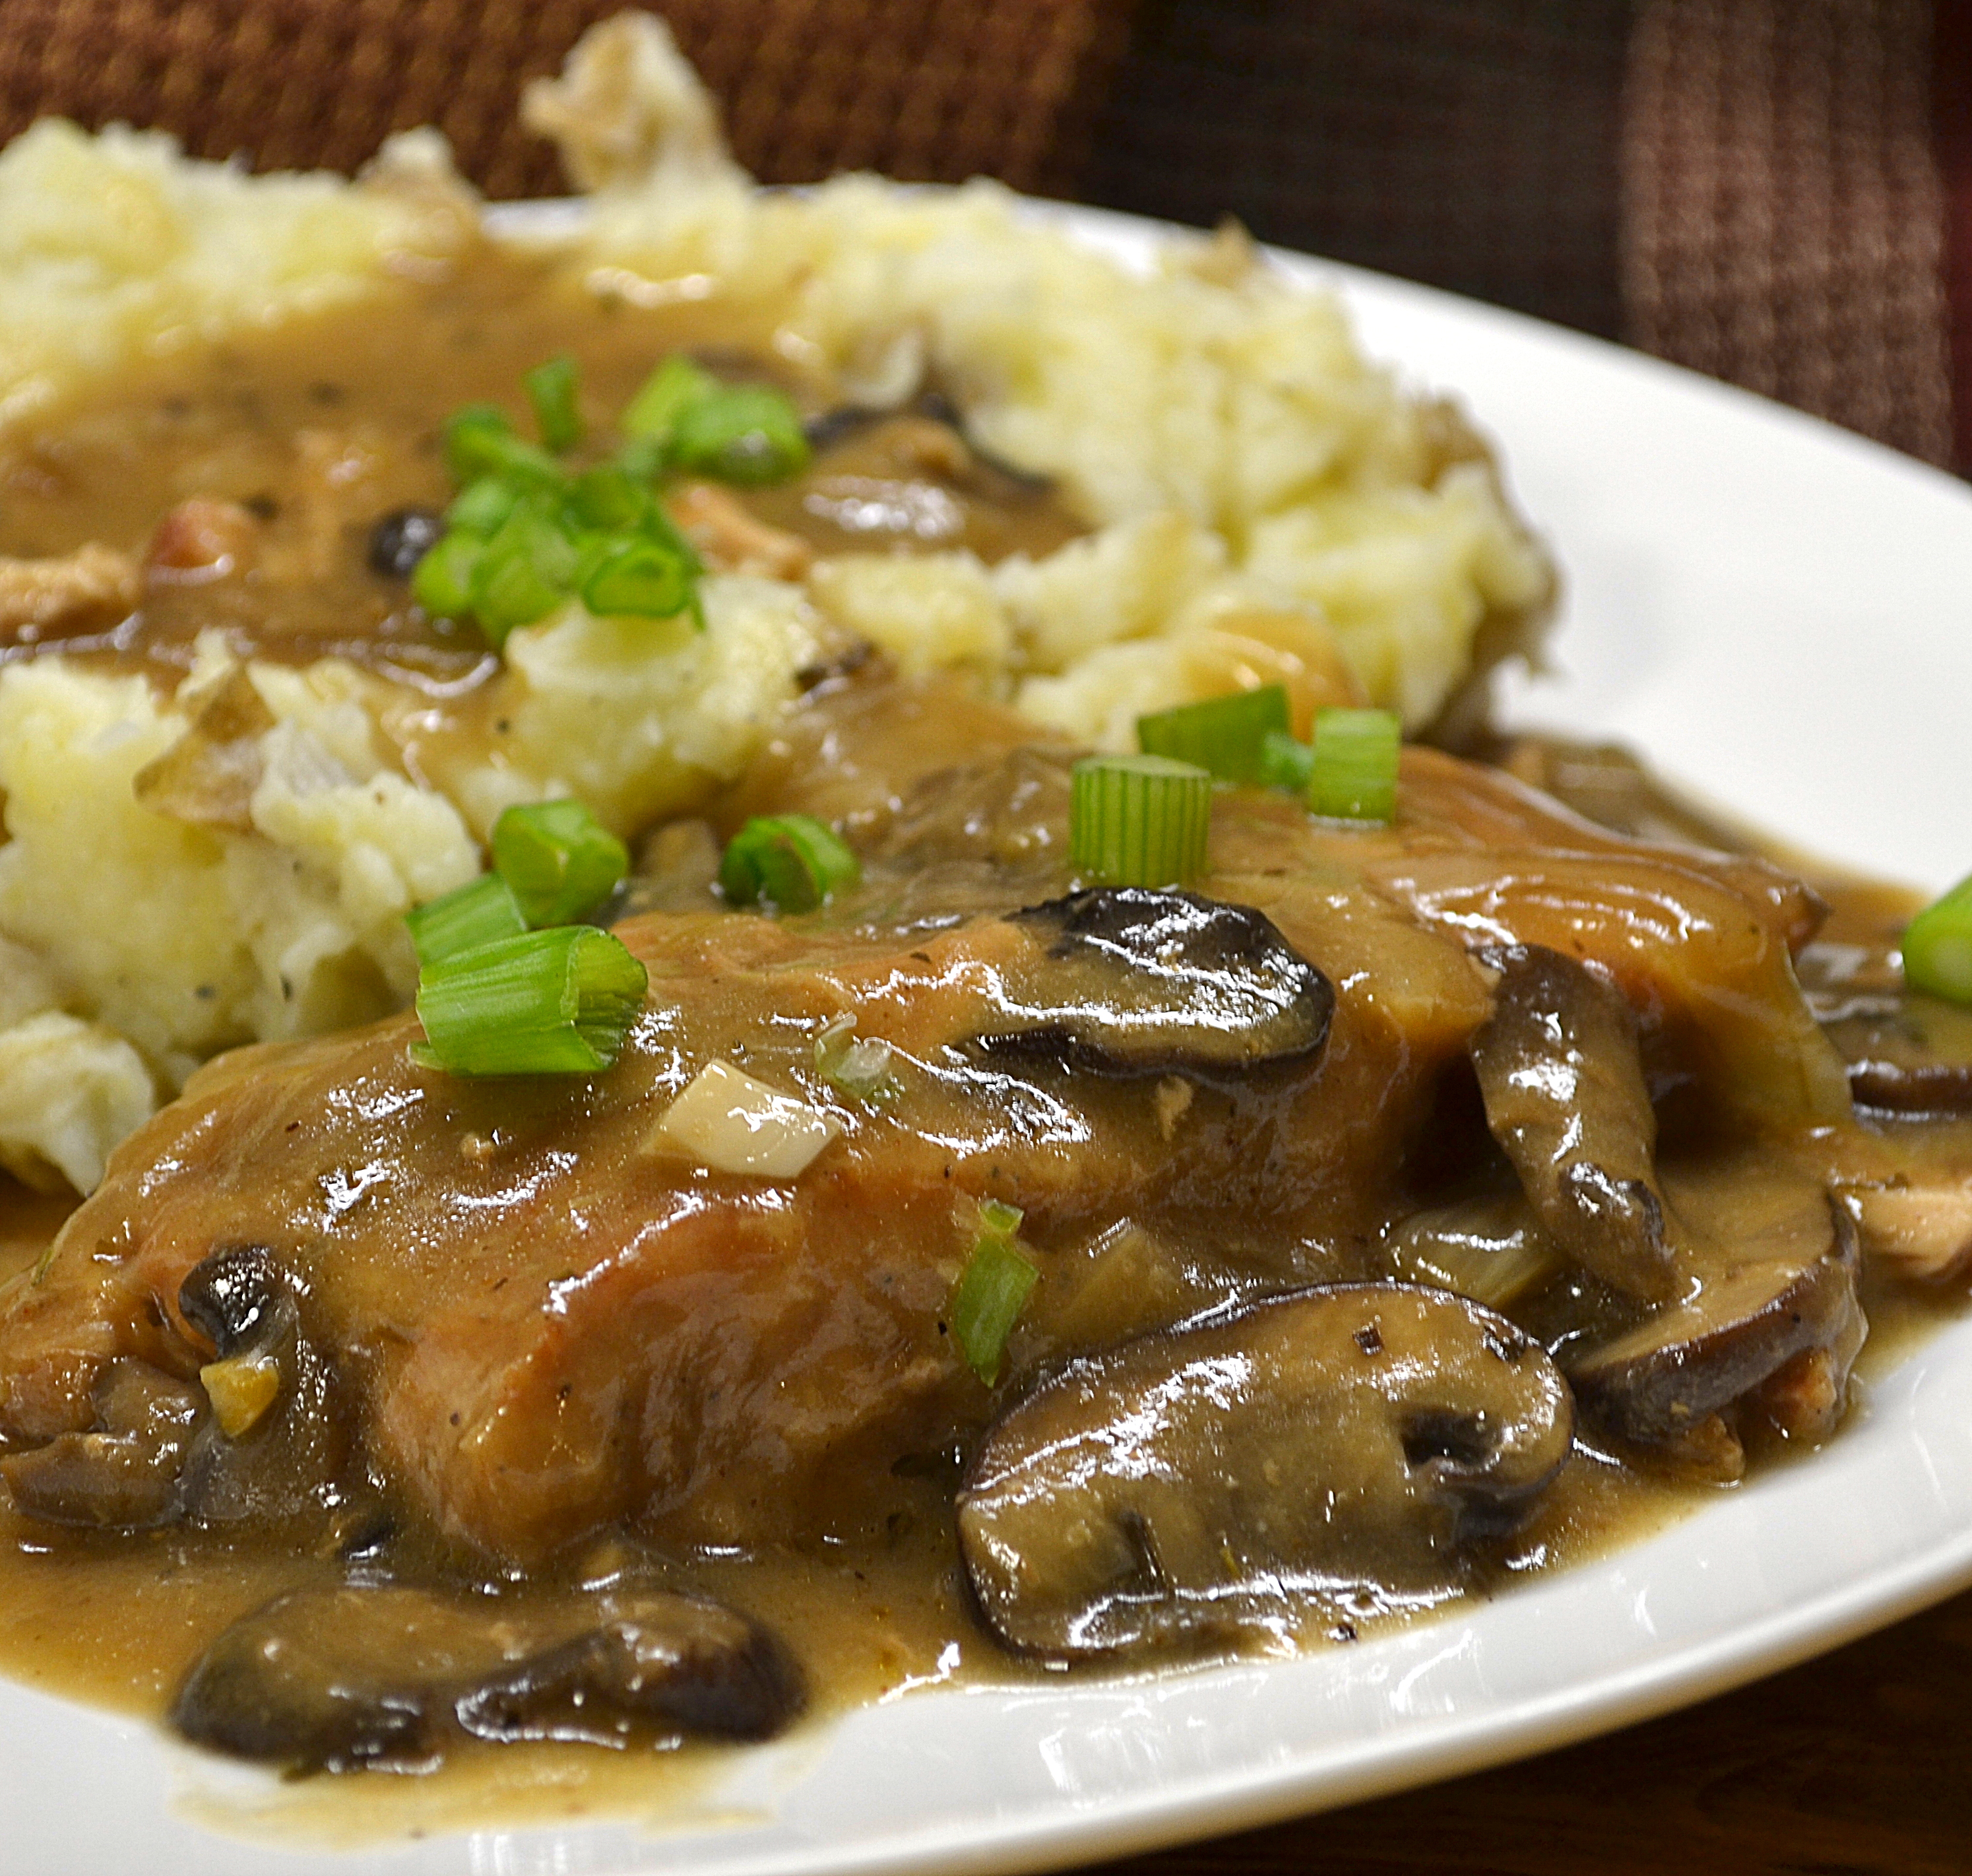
xmin=978 ymin=888 xmax=1334 ymax=1081
xmin=957 ymin=1283 xmax=1573 ymax=1659
xmin=172 ymin=1582 xmax=804 ymax=1772
xmin=1469 ymin=946 xmax=1678 ymax=1303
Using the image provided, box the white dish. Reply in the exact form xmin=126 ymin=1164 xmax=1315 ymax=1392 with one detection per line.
xmin=9 ymin=203 xmax=1972 ymax=1875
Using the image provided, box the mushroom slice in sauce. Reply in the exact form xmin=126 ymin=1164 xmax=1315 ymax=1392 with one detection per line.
xmin=1567 ymin=1186 xmax=1863 ymax=1463
xmin=957 ymin=1283 xmax=1574 ymax=1659
xmin=176 ymin=1245 xmax=352 ymax=1523
xmin=172 ymin=1582 xmax=804 ymax=1772
xmin=0 ymin=1358 xmax=206 ymax=1529
xmin=977 ymin=889 xmax=1335 ymax=1082
xmin=1469 ymin=945 xmax=1679 ymax=1303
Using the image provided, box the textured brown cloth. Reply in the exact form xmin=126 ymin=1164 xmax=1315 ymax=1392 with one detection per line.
xmin=1623 ymin=0 xmax=1953 ymax=467
xmin=1083 ymin=1 xmax=1633 ymax=348
xmin=0 ymin=0 xmax=1959 ymax=467
xmin=1082 ymin=0 xmax=1956 ymax=469
xmin=0 ymin=0 xmax=1129 ymax=197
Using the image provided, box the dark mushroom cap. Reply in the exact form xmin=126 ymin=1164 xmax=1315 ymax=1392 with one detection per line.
xmin=171 ymin=1581 xmax=804 ymax=1772
xmin=977 ymin=888 xmax=1335 ymax=1082
xmin=1568 ymin=1188 xmax=1862 ymax=1448
xmin=0 ymin=1359 xmax=205 ymax=1530
xmin=957 ymin=1281 xmax=1574 ymax=1659
xmin=177 ymin=1245 xmax=351 ymax=1524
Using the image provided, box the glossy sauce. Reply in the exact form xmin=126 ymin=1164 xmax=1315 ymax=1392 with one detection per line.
xmin=0 ymin=251 xmax=1967 ymax=1841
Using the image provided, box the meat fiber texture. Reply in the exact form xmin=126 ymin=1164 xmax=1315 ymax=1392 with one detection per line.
xmin=0 ymin=11 xmax=1552 ymax=1190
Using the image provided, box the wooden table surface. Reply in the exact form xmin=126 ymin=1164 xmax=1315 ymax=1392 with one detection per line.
xmin=1091 ymin=1586 xmax=1972 ymax=1876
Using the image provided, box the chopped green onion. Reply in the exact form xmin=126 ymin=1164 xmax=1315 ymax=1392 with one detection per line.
xmin=1308 ymin=707 xmax=1401 ymax=822
xmin=621 ymin=357 xmax=810 ymax=486
xmin=525 ymin=355 xmax=583 ymax=453
xmin=568 ymin=463 xmax=654 ymax=534
xmin=978 ymin=1198 xmax=1024 ymax=1237
xmin=948 ymin=1228 xmax=1038 ymax=1387
xmin=1258 ymin=729 xmax=1315 ymax=795
xmin=616 ymin=433 xmax=668 ymax=486
xmin=719 ymin=814 xmax=860 ymax=913
xmin=670 ymin=383 xmax=810 ymax=486
xmin=405 ymin=873 xmax=526 ymax=967
xmin=492 ymin=798 xmax=629 ymax=928
xmin=622 ymin=356 xmax=717 ymax=446
xmin=1137 ymin=684 xmax=1292 ymax=784
xmin=1903 ymin=875 xmax=1972 ymax=1004
xmin=579 ymin=536 xmax=695 ymax=619
xmin=814 ymin=1015 xmax=902 ymax=1105
xmin=414 ymin=926 xmax=647 ymax=1076
xmin=443 ymin=405 xmax=565 ymax=494
xmin=1069 ymin=754 xmax=1211 ymax=886
xmin=470 ymin=497 xmax=581 ymax=643
xmin=447 ymin=475 xmax=523 ymax=538
xmin=409 ymin=531 xmax=483 ymax=618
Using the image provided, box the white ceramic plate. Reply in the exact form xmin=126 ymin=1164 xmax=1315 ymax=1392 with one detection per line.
xmin=9 ymin=204 xmax=1972 ymax=1875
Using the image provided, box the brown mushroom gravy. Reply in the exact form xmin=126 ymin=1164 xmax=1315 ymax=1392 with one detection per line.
xmin=0 ymin=242 xmax=1969 ymax=1813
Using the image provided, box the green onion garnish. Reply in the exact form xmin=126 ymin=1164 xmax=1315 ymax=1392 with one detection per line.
xmin=409 ymin=531 xmax=483 ymax=618
xmin=978 ymin=1198 xmax=1024 ymax=1237
xmin=525 ymin=355 xmax=583 ymax=454
xmin=580 ymin=537 xmax=695 ymax=619
xmin=622 ymin=355 xmax=715 ymax=447
xmin=1137 ymin=684 xmax=1292 ymax=784
xmin=569 ymin=463 xmax=653 ymax=533
xmin=414 ymin=926 xmax=647 ymax=1076
xmin=446 ymin=475 xmax=523 ymax=539
xmin=468 ymin=496 xmax=583 ymax=643
xmin=670 ymin=383 xmax=810 ymax=486
xmin=405 ymin=873 xmax=526 ymax=967
xmin=949 ymin=1217 xmax=1038 ymax=1387
xmin=1069 ymin=754 xmax=1211 ymax=886
xmin=1903 ymin=875 xmax=1972 ymax=1004
xmin=491 ymin=798 xmax=629 ymax=928
xmin=418 ymin=360 xmax=730 ymax=648
xmin=814 ymin=1014 xmax=902 ymax=1105
xmin=623 ymin=358 xmax=810 ymax=486
xmin=1308 ymin=707 xmax=1401 ymax=822
xmin=719 ymin=815 xmax=860 ymax=913
xmin=443 ymin=405 xmax=566 ymax=494
xmin=1258 ymin=729 xmax=1315 ymax=795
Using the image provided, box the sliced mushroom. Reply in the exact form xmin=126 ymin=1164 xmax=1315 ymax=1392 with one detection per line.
xmin=1567 ymin=1185 xmax=1863 ymax=1465
xmin=366 ymin=507 xmax=443 ymax=579
xmin=452 ymin=1594 xmax=803 ymax=1747
xmin=172 ymin=1582 xmax=804 ymax=1772
xmin=1829 ymin=996 xmax=1972 ymax=1115
xmin=0 ymin=1359 xmax=207 ymax=1528
xmin=1469 ymin=946 xmax=1679 ymax=1302
xmin=177 ymin=1245 xmax=351 ymax=1523
xmin=957 ymin=1283 xmax=1574 ymax=1658
xmin=1795 ymin=911 xmax=1972 ymax=1113
xmin=978 ymin=889 xmax=1334 ymax=1082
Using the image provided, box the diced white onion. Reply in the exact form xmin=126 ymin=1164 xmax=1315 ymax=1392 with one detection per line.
xmin=648 ymin=1058 xmax=841 ymax=1178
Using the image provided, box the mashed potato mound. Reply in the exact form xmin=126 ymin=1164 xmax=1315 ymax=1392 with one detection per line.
xmin=0 ymin=11 xmax=1552 ymax=1190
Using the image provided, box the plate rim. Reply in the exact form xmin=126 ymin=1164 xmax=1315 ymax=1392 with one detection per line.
xmin=6 ymin=192 xmax=1972 ymax=1876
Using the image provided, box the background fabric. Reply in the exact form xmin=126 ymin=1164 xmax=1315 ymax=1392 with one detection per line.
xmin=0 ymin=0 xmax=1962 ymax=468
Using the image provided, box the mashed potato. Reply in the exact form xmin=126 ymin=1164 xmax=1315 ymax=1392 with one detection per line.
xmin=0 ymin=11 xmax=1552 ymax=1192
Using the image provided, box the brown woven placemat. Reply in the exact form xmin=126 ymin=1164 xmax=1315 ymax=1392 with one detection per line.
xmin=1624 ymin=0 xmax=1953 ymax=468
xmin=0 ymin=0 xmax=1131 ymax=197
xmin=1082 ymin=0 xmax=1632 ymax=342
